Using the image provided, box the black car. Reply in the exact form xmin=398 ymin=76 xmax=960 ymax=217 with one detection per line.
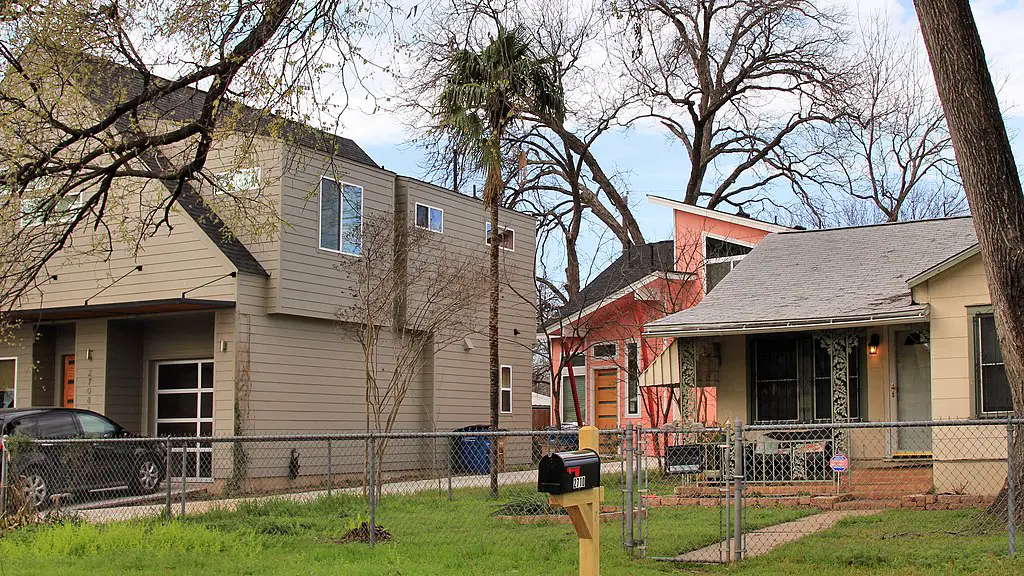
xmin=0 ymin=408 xmax=165 ymax=508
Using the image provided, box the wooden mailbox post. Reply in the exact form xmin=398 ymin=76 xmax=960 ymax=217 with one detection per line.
xmin=539 ymin=426 xmax=603 ymax=576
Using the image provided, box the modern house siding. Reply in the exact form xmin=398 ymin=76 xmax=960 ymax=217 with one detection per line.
xmin=0 ymin=326 xmax=35 ymax=407
xmin=105 ymin=321 xmax=144 ymax=434
xmin=274 ymin=145 xmax=394 ymax=320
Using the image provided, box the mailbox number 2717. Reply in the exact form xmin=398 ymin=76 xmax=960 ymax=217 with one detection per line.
xmin=568 ymin=466 xmax=587 ymax=490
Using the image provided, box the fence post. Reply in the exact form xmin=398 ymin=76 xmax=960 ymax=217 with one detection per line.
xmin=368 ymin=434 xmax=377 ymax=548
xmin=624 ymin=423 xmax=634 ymax=554
xmin=446 ymin=437 xmax=453 ymax=502
xmin=636 ymin=424 xmax=645 ymax=557
xmin=733 ymin=418 xmax=744 ymax=563
xmin=180 ymin=442 xmax=188 ymax=517
xmin=1 ymin=443 xmax=8 ymax=518
xmin=327 ymin=439 xmax=333 ymax=498
xmin=724 ymin=424 xmax=732 ymax=562
xmin=165 ymin=438 xmax=172 ymax=520
xmin=1009 ymin=419 xmax=1016 ymax=556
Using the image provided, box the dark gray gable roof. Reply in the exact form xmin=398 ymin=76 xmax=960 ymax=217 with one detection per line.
xmin=648 ymin=217 xmax=978 ymax=333
xmin=548 ymin=240 xmax=678 ymax=326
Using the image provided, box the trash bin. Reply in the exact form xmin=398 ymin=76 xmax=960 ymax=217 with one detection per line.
xmin=451 ymin=426 xmax=506 ymax=474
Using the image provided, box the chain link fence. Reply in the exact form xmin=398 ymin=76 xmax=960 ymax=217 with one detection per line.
xmin=0 ymin=419 xmax=1020 ymax=567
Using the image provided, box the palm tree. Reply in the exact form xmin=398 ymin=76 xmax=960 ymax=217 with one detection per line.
xmin=436 ymin=26 xmax=564 ymax=497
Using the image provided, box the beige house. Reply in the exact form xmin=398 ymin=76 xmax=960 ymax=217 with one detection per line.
xmin=645 ymin=217 xmax=1011 ymax=495
xmin=0 ymin=61 xmax=536 ymax=482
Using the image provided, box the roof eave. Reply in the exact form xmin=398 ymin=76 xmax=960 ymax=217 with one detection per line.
xmin=643 ymin=308 xmax=930 ymax=338
xmin=647 ymin=194 xmax=791 ymax=233
xmin=907 ymin=244 xmax=981 ymax=288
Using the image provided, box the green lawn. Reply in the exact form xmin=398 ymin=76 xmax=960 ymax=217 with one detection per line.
xmin=0 ymin=492 xmax=1020 ymax=575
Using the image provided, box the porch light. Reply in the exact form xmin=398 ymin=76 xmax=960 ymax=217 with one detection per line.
xmin=868 ymin=334 xmax=880 ymax=355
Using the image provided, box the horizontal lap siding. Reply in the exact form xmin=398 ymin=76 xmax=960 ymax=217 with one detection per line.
xmin=276 ymin=147 xmax=394 ymax=319
xmin=17 ymin=181 xmax=238 ymax=310
xmin=0 ymin=326 xmax=35 ymax=408
xmin=399 ymin=178 xmax=536 ymax=431
xmin=74 ymin=319 xmax=107 ymax=414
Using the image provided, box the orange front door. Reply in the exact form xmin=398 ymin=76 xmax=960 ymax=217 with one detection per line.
xmin=62 ymin=354 xmax=75 ymax=408
xmin=594 ymin=369 xmax=618 ymax=430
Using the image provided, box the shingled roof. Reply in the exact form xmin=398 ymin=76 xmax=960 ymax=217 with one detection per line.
xmin=546 ymin=240 xmax=680 ymax=328
xmin=646 ymin=217 xmax=979 ymax=336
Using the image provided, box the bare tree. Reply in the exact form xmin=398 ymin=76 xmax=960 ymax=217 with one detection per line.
xmin=0 ymin=0 xmax=388 ymax=329
xmin=338 ymin=212 xmax=489 ymax=495
xmin=792 ymin=14 xmax=965 ymax=226
xmin=620 ymin=0 xmax=849 ymax=210
xmin=912 ymin=0 xmax=1024 ymax=515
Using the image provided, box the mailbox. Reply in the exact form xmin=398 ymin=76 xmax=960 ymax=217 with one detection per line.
xmin=538 ymin=449 xmax=601 ymax=495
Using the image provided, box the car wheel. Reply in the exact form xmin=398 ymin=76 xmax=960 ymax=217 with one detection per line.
xmin=21 ymin=471 xmax=50 ymax=509
xmin=131 ymin=458 xmax=161 ymax=494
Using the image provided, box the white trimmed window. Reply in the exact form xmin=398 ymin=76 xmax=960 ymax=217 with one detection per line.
xmin=500 ymin=365 xmax=513 ymax=414
xmin=560 ymin=353 xmax=587 ymax=424
xmin=703 ymin=235 xmax=753 ymax=293
xmin=21 ymin=191 xmax=83 ymax=227
xmin=592 ymin=343 xmax=617 ymax=360
xmin=485 ymin=222 xmax=515 ymax=251
xmin=0 ymin=358 xmax=15 ymax=408
xmin=319 ymin=178 xmax=363 ymax=255
xmin=626 ymin=343 xmax=641 ymax=417
xmin=415 ymin=203 xmax=444 ymax=233
xmin=214 ymin=167 xmax=261 ymax=195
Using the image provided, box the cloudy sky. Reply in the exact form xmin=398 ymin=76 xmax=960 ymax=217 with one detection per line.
xmin=333 ymin=0 xmax=1024 ymax=282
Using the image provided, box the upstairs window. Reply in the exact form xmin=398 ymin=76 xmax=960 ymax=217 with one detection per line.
xmin=704 ymin=236 xmax=752 ymax=293
xmin=214 ymin=167 xmax=261 ymax=195
xmin=975 ymin=313 xmax=1011 ymax=414
xmin=485 ymin=222 xmax=515 ymax=251
xmin=319 ymin=178 xmax=363 ymax=255
xmin=415 ymin=203 xmax=444 ymax=233
xmin=21 ymin=191 xmax=83 ymax=227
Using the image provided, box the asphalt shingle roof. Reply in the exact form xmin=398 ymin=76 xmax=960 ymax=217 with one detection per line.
xmin=647 ymin=217 xmax=979 ymax=334
xmin=547 ymin=240 xmax=677 ymax=327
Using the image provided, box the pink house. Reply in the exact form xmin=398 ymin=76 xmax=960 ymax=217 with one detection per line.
xmin=541 ymin=196 xmax=788 ymax=432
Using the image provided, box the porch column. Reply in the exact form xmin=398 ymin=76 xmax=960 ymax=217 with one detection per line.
xmin=816 ymin=330 xmax=859 ymax=455
xmin=678 ymin=338 xmax=713 ymax=424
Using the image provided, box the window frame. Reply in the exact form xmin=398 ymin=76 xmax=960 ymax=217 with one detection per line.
xmin=625 ymin=342 xmax=641 ymax=417
xmin=485 ymin=222 xmax=515 ymax=252
xmin=591 ymin=342 xmax=617 ymax=360
xmin=0 ymin=357 xmax=16 ymax=409
xmin=154 ymin=359 xmax=215 ymax=481
xmin=414 ymin=202 xmax=444 ymax=233
xmin=213 ymin=166 xmax=262 ymax=195
xmin=971 ymin=308 xmax=1012 ymax=416
xmin=702 ymin=232 xmax=755 ymax=295
xmin=560 ymin=353 xmax=587 ymax=424
xmin=499 ymin=364 xmax=513 ymax=414
xmin=318 ymin=176 xmax=364 ymax=256
xmin=20 ymin=190 xmax=84 ymax=228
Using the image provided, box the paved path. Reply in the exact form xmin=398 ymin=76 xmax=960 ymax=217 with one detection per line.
xmin=77 ymin=460 xmax=631 ymax=523
xmin=674 ymin=510 xmax=879 ymax=563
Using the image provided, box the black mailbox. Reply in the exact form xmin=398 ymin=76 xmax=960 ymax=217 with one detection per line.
xmin=537 ymin=449 xmax=601 ymax=494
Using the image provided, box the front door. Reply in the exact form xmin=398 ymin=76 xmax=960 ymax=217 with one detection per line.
xmin=594 ymin=369 xmax=618 ymax=453
xmin=62 ymin=355 xmax=75 ymax=408
xmin=895 ymin=329 xmax=932 ymax=453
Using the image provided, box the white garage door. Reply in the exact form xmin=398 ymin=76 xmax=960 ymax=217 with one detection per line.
xmin=156 ymin=360 xmax=214 ymax=481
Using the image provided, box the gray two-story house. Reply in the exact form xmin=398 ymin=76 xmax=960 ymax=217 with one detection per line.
xmin=0 ymin=60 xmax=536 ymax=483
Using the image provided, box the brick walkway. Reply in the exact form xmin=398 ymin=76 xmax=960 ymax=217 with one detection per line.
xmin=674 ymin=509 xmax=879 ymax=563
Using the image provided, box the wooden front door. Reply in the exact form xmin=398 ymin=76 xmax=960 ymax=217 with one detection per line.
xmin=594 ymin=369 xmax=619 ymax=430
xmin=62 ymin=354 xmax=75 ymax=408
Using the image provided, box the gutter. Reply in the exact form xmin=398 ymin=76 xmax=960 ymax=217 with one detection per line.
xmin=643 ymin=308 xmax=929 ymax=338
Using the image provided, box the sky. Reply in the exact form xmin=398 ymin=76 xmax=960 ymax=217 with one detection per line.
xmin=333 ymin=0 xmax=1024 ymax=285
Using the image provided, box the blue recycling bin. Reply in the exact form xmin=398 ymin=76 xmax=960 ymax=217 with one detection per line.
xmin=452 ymin=425 xmax=495 ymax=474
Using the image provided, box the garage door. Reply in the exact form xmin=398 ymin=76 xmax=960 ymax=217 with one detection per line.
xmin=156 ymin=360 xmax=214 ymax=481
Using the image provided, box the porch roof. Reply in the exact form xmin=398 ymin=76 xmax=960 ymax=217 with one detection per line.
xmin=646 ymin=217 xmax=977 ymax=337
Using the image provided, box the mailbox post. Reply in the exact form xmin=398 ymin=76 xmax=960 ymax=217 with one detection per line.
xmin=537 ymin=426 xmax=603 ymax=576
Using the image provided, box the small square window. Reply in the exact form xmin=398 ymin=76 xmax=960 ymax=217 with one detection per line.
xmin=485 ymin=222 xmax=514 ymax=251
xmin=214 ymin=167 xmax=261 ymax=195
xmin=592 ymin=343 xmax=617 ymax=359
xmin=415 ymin=203 xmax=443 ymax=233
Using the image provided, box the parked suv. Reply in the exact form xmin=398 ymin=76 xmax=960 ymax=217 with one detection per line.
xmin=0 ymin=408 xmax=165 ymax=508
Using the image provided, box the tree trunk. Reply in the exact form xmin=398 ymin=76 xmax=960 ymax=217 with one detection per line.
xmin=913 ymin=0 xmax=1024 ymax=518
xmin=486 ymin=160 xmax=502 ymax=499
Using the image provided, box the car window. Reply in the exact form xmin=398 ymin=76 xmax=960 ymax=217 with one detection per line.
xmin=35 ymin=412 xmax=79 ymax=439
xmin=76 ymin=413 xmax=119 ymax=438
xmin=4 ymin=416 xmax=37 ymax=437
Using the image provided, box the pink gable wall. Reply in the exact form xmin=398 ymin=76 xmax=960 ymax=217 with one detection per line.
xmin=546 ymin=207 xmax=779 ymax=430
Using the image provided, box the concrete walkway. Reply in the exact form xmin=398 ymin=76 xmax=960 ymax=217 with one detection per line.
xmin=674 ymin=510 xmax=879 ymax=563
xmin=77 ymin=460 xmax=631 ymax=523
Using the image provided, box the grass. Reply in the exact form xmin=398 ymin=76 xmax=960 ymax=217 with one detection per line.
xmin=0 ymin=490 xmax=1020 ymax=575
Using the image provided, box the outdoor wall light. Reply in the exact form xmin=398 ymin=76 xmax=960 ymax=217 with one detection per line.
xmin=868 ymin=333 xmax=880 ymax=355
